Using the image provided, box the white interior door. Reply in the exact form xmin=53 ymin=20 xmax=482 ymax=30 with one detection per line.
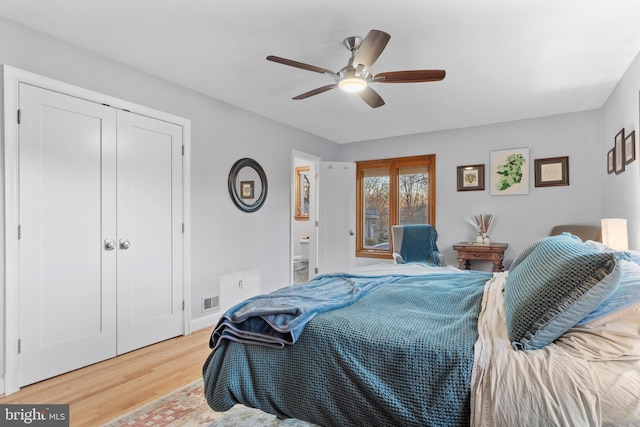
xmin=317 ymin=161 xmax=356 ymax=274
xmin=18 ymin=83 xmax=118 ymax=386
xmin=116 ymin=111 xmax=184 ymax=354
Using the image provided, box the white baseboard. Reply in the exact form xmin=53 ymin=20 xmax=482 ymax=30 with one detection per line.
xmin=191 ymin=311 xmax=222 ymax=332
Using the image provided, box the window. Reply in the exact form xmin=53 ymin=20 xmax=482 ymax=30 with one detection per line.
xmin=356 ymin=154 xmax=436 ymax=258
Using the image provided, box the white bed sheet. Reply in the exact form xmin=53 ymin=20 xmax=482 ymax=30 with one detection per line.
xmin=471 ymin=272 xmax=640 ymax=427
xmin=346 ymin=262 xmax=462 ymax=277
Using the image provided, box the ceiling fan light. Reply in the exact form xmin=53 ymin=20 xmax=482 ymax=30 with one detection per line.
xmin=339 ymin=78 xmax=367 ymax=93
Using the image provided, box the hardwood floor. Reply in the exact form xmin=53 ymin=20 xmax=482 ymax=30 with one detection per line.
xmin=0 ymin=327 xmax=213 ymax=426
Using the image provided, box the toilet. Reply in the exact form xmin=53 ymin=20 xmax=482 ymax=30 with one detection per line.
xmin=294 ymin=238 xmax=310 ymax=283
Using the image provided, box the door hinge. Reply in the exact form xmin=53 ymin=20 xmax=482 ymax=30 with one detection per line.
xmin=17 ymin=109 xmax=21 ymax=124
xmin=18 ymin=224 xmax=22 ymax=240
xmin=182 ymin=223 xmax=184 ymax=233
xmin=182 ymin=300 xmax=185 ymax=311
xmin=315 ymin=220 xmax=319 ymax=227
xmin=18 ymin=338 xmax=21 ymax=354
xmin=182 ymin=145 xmax=185 ymax=156
xmin=315 ymin=268 xmax=319 ymax=274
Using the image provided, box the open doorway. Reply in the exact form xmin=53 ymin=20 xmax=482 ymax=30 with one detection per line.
xmin=291 ymin=151 xmax=319 ymax=284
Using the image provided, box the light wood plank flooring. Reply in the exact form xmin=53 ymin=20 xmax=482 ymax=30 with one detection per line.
xmin=0 ymin=327 xmax=213 ymax=426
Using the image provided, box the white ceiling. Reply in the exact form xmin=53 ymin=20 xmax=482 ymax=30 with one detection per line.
xmin=1 ymin=0 xmax=640 ymax=144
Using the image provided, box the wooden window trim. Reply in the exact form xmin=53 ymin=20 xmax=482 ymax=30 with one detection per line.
xmin=356 ymin=154 xmax=436 ymax=259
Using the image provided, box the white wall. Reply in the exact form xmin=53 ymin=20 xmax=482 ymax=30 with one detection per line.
xmin=600 ymin=51 xmax=640 ymax=249
xmin=338 ymin=110 xmax=603 ymax=269
xmin=0 ymin=17 xmax=339 ymax=381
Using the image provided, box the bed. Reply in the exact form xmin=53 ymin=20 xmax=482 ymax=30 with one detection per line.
xmin=202 ymin=228 xmax=640 ymax=426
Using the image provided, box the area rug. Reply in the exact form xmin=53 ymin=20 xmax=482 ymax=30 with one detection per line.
xmin=102 ymin=378 xmax=317 ymax=426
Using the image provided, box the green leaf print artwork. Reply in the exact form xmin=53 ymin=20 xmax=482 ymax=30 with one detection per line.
xmin=495 ymin=153 xmax=526 ymax=191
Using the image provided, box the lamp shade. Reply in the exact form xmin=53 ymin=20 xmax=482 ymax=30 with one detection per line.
xmin=601 ymin=218 xmax=628 ymax=251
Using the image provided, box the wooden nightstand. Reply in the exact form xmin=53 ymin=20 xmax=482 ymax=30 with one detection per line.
xmin=453 ymin=242 xmax=508 ymax=272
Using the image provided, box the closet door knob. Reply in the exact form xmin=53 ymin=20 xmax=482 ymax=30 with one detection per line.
xmin=119 ymin=238 xmax=131 ymax=250
xmin=104 ymin=239 xmax=116 ymax=251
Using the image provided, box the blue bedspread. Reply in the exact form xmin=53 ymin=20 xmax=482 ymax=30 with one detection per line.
xmin=203 ymin=270 xmax=492 ymax=427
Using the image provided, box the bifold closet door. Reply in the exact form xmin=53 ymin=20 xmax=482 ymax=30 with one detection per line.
xmin=19 ymin=83 xmax=118 ymax=386
xmin=115 ymin=110 xmax=183 ymax=354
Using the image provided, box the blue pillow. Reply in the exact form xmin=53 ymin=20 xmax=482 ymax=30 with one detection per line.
xmin=505 ymin=234 xmax=623 ymax=350
xmin=509 ymin=237 xmax=544 ymax=271
xmin=577 ymin=259 xmax=640 ymax=324
xmin=625 ymin=249 xmax=640 ymax=266
xmin=509 ymin=232 xmax=582 ymax=271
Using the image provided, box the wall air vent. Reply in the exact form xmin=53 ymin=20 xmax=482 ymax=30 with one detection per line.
xmin=202 ymin=296 xmax=219 ymax=313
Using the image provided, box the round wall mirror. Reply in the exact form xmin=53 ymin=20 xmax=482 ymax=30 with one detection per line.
xmin=228 ymin=158 xmax=268 ymax=212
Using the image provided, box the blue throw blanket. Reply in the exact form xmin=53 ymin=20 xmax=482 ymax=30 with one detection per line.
xmin=204 ymin=270 xmax=492 ymax=427
xmin=398 ymin=224 xmax=441 ymax=265
xmin=210 ymin=273 xmax=404 ymax=349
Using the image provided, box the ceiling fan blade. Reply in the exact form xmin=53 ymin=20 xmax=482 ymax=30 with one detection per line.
xmin=359 ymin=87 xmax=385 ymax=108
xmin=267 ymin=55 xmax=336 ymax=76
xmin=292 ymin=84 xmax=337 ymax=100
xmin=375 ymin=70 xmax=446 ymax=83
xmin=353 ymin=30 xmax=391 ymax=68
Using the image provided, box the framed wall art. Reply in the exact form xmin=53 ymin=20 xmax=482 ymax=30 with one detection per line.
xmin=625 ymin=130 xmax=635 ymax=165
xmin=490 ymin=148 xmax=529 ymax=195
xmin=534 ymin=156 xmax=569 ymax=187
xmin=614 ymin=128 xmax=625 ymax=174
xmin=456 ymin=164 xmax=485 ymax=191
xmin=607 ymin=148 xmax=615 ymax=174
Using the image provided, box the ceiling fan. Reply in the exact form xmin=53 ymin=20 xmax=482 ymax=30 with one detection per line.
xmin=266 ymin=29 xmax=445 ymax=108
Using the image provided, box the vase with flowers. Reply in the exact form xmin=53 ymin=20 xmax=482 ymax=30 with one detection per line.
xmin=464 ymin=214 xmax=494 ymax=244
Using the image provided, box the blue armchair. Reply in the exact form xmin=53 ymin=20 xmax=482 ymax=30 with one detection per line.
xmin=391 ymin=224 xmax=445 ymax=266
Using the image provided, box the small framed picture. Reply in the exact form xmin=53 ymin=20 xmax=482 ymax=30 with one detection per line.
xmin=607 ymin=148 xmax=615 ymax=174
xmin=534 ymin=156 xmax=569 ymax=187
xmin=456 ymin=164 xmax=485 ymax=191
xmin=614 ymin=129 xmax=625 ymax=174
xmin=240 ymin=181 xmax=254 ymax=199
xmin=625 ymin=130 xmax=635 ymax=165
